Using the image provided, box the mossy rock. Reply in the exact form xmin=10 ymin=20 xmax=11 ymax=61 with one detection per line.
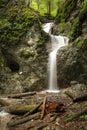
xmin=20 ymin=50 xmax=36 ymax=59
xmin=56 ymin=0 xmax=77 ymax=22
xmin=70 ymin=0 xmax=87 ymax=40
xmin=0 ymin=0 xmax=9 ymax=8
xmin=0 ymin=0 xmax=40 ymax=47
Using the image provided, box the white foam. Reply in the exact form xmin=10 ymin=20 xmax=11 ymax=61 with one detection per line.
xmin=0 ymin=110 xmax=9 ymax=116
xmin=45 ymin=89 xmax=60 ymax=93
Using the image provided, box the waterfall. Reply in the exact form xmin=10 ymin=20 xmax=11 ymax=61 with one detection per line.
xmin=43 ymin=23 xmax=69 ymax=93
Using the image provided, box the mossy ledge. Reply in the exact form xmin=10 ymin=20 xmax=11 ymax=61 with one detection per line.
xmin=0 ymin=0 xmax=42 ymax=47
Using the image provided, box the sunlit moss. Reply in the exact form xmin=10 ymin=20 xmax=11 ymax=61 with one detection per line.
xmin=0 ymin=1 xmax=39 ymax=46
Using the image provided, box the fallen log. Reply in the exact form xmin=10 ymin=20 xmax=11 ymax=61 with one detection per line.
xmin=0 ymin=99 xmax=9 ymax=106
xmin=41 ymin=96 xmax=47 ymax=119
xmin=7 ymin=91 xmax=36 ymax=98
xmin=73 ymin=93 xmax=87 ymax=102
xmin=23 ymin=101 xmax=42 ymax=117
xmin=7 ymin=112 xmax=40 ymax=127
xmin=5 ymin=104 xmax=37 ymax=115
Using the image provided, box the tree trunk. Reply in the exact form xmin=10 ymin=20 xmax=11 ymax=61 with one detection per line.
xmin=47 ymin=1 xmax=51 ymax=15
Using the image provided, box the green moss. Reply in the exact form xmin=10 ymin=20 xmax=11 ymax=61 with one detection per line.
xmin=70 ymin=0 xmax=87 ymax=40
xmin=0 ymin=1 xmax=39 ymax=47
xmin=80 ymin=114 xmax=87 ymax=120
xmin=56 ymin=0 xmax=77 ymax=22
xmin=0 ymin=0 xmax=9 ymax=8
xmin=20 ymin=50 xmax=35 ymax=59
xmin=72 ymin=38 xmax=86 ymax=47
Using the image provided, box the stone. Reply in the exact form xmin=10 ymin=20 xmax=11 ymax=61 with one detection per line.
xmin=57 ymin=46 xmax=87 ymax=88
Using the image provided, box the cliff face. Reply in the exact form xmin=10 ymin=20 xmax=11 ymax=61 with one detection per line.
xmin=55 ymin=0 xmax=87 ymax=43
xmin=0 ymin=0 xmax=49 ymax=94
xmin=55 ymin=0 xmax=87 ymax=88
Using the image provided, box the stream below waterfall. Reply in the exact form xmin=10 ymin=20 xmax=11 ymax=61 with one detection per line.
xmin=43 ymin=23 xmax=69 ymax=93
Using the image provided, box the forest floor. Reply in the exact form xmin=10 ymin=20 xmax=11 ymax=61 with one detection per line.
xmin=0 ymin=85 xmax=87 ymax=130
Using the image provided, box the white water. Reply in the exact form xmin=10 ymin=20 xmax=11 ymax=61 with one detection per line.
xmin=43 ymin=23 xmax=69 ymax=93
xmin=0 ymin=110 xmax=9 ymax=116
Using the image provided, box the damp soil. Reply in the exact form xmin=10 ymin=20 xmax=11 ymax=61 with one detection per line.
xmin=0 ymin=88 xmax=87 ymax=130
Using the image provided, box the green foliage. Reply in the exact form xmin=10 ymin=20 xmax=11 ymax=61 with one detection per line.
xmin=72 ymin=38 xmax=87 ymax=47
xmin=0 ymin=0 xmax=9 ymax=8
xmin=31 ymin=0 xmax=60 ymax=16
xmin=59 ymin=22 xmax=68 ymax=33
xmin=0 ymin=2 xmax=39 ymax=46
xmin=80 ymin=114 xmax=87 ymax=120
xmin=70 ymin=0 xmax=87 ymax=40
xmin=56 ymin=0 xmax=77 ymax=22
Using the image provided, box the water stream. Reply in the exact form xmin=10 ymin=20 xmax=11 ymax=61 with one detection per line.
xmin=43 ymin=23 xmax=69 ymax=93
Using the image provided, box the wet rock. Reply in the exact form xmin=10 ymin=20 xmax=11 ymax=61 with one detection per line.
xmin=57 ymin=46 xmax=85 ymax=88
xmin=0 ymin=23 xmax=49 ymax=94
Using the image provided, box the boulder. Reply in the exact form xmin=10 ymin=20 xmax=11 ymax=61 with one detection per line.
xmin=57 ymin=46 xmax=85 ymax=88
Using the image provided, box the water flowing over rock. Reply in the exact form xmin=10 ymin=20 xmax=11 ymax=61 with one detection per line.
xmin=43 ymin=23 xmax=69 ymax=92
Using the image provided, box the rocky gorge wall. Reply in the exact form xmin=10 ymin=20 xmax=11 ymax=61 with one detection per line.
xmin=0 ymin=0 xmax=50 ymax=94
xmin=55 ymin=0 xmax=87 ymax=88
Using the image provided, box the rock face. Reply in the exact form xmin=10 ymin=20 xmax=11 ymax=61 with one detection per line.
xmin=54 ymin=0 xmax=87 ymax=88
xmin=0 ymin=0 xmax=50 ymax=94
xmin=57 ymin=46 xmax=87 ymax=88
xmin=0 ymin=23 xmax=49 ymax=94
xmin=55 ymin=0 xmax=87 ymax=41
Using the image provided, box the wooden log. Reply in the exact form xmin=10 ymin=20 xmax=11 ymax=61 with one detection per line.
xmin=41 ymin=96 xmax=47 ymax=119
xmin=0 ymin=99 xmax=9 ymax=106
xmin=7 ymin=92 xmax=36 ymax=98
xmin=73 ymin=93 xmax=87 ymax=102
xmin=5 ymin=104 xmax=37 ymax=115
xmin=7 ymin=112 xmax=40 ymax=127
xmin=23 ymin=101 xmax=42 ymax=117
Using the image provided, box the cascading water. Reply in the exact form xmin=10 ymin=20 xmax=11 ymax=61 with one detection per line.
xmin=43 ymin=23 xmax=69 ymax=93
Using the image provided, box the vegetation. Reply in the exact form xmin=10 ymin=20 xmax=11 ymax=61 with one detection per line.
xmin=72 ymin=39 xmax=87 ymax=47
xmin=56 ymin=0 xmax=77 ymax=22
xmin=71 ymin=0 xmax=87 ymax=40
xmin=0 ymin=0 xmax=9 ymax=8
xmin=20 ymin=50 xmax=35 ymax=59
xmin=0 ymin=0 xmax=40 ymax=47
xmin=27 ymin=0 xmax=62 ymax=16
